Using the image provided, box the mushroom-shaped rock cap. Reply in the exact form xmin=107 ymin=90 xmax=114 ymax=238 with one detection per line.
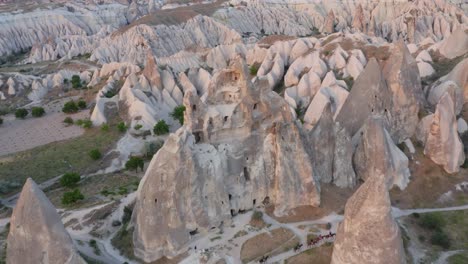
xmin=7 ymin=178 xmax=85 ymax=264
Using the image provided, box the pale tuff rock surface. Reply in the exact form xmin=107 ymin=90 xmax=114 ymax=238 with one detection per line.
xmin=322 ymin=10 xmax=336 ymax=34
xmin=330 ymin=171 xmax=407 ymax=264
xmin=437 ymin=57 xmax=468 ymax=102
xmin=132 ymin=59 xmax=320 ymax=262
xmin=7 ymin=178 xmax=85 ymax=264
xmin=424 ymin=93 xmax=465 ymax=174
xmin=333 ymin=123 xmax=357 ymax=188
xmin=336 ymin=58 xmax=393 ymax=138
xmin=381 ymin=41 xmax=423 ymax=143
xmin=438 ymin=28 xmax=468 ymax=59
xmin=458 ymin=118 xmax=468 ymax=134
xmin=354 ymin=118 xmax=411 ymax=190
xmin=427 ymin=81 xmax=464 ymax=115
xmin=307 ymin=103 xmax=335 ymax=184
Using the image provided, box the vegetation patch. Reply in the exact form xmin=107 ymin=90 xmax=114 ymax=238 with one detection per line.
xmin=0 ymin=127 xmax=121 ymax=197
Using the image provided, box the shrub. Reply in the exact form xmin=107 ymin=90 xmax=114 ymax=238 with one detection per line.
xmin=419 ymin=213 xmax=445 ymax=231
xmin=15 ymin=108 xmax=28 ymax=119
xmin=77 ymin=100 xmax=86 ymax=109
xmin=62 ymin=101 xmax=79 ymax=114
xmin=63 ymin=78 xmax=69 ymax=84
xmin=60 ymin=172 xmax=81 ymax=188
xmin=122 ymin=205 xmax=133 ymax=224
xmin=0 ymin=117 xmax=3 ymax=125
xmin=101 ymin=124 xmax=109 ymax=132
xmin=71 ymin=75 xmax=82 ymax=89
xmin=81 ymin=119 xmax=92 ymax=129
xmin=61 ymin=189 xmax=84 ymax=205
xmin=63 ymin=117 xmax=74 ymax=125
xmin=252 ymin=211 xmax=263 ymax=221
xmin=153 ymin=120 xmax=169 ymax=135
xmin=89 ymin=239 xmax=101 ymax=255
xmin=89 ymin=149 xmax=102 ymax=160
xmin=430 ymin=231 xmax=450 ymax=249
xmin=249 ymin=65 xmax=258 ymax=75
xmin=171 ymin=105 xmax=186 ymax=125
xmin=134 ymin=124 xmax=143 ymax=130
xmin=104 ymin=89 xmax=117 ymax=98
xmin=117 ymin=122 xmax=127 ymax=133
xmin=145 ymin=140 xmax=163 ymax=159
xmin=31 ymin=107 xmax=45 ymax=117
xmin=125 ymin=156 xmax=144 ymax=172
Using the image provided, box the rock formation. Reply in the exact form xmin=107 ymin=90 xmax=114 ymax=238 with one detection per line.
xmin=336 ymin=58 xmax=393 ymax=137
xmin=7 ymin=178 xmax=85 ymax=264
xmin=131 ymin=58 xmax=320 ymax=262
xmin=381 ymin=41 xmax=423 ymax=143
xmin=354 ymin=117 xmax=411 ymax=190
xmin=330 ymin=171 xmax=407 ymax=264
xmin=323 ymin=10 xmax=336 ymax=34
xmin=424 ymin=93 xmax=465 ymax=174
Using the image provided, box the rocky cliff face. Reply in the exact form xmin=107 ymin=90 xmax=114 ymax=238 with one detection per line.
xmin=330 ymin=170 xmax=407 ymax=264
xmin=424 ymin=93 xmax=465 ymax=174
xmin=354 ymin=117 xmax=411 ymax=190
xmin=131 ymin=58 xmax=320 ymax=262
xmin=7 ymin=178 xmax=85 ymax=264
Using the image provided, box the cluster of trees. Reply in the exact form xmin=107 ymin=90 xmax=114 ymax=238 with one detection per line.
xmin=14 ymin=106 xmax=46 ymax=119
xmin=62 ymin=99 xmax=86 ymax=114
xmin=60 ymin=172 xmax=84 ymax=205
xmin=125 ymin=156 xmax=144 ymax=172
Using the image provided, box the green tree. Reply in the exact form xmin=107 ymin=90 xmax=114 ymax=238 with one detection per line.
xmin=89 ymin=149 xmax=102 ymax=160
xmin=171 ymin=105 xmax=186 ymax=125
xmin=62 ymin=101 xmax=79 ymax=114
xmin=77 ymin=100 xmax=86 ymax=109
xmin=60 ymin=172 xmax=81 ymax=188
xmin=15 ymin=108 xmax=28 ymax=119
xmin=71 ymin=75 xmax=82 ymax=89
xmin=125 ymin=156 xmax=144 ymax=172
xmin=62 ymin=189 xmax=84 ymax=205
xmin=153 ymin=120 xmax=169 ymax=135
xmin=31 ymin=106 xmax=45 ymax=117
xmin=117 ymin=122 xmax=127 ymax=133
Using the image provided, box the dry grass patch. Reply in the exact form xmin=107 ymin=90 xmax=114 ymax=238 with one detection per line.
xmin=390 ymin=144 xmax=468 ymax=209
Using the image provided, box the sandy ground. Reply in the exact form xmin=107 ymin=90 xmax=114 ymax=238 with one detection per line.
xmin=0 ymin=98 xmax=88 ymax=157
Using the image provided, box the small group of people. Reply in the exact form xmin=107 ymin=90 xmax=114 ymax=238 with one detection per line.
xmin=258 ymin=255 xmax=269 ymax=263
xmin=293 ymin=243 xmax=303 ymax=252
xmin=307 ymin=231 xmax=336 ymax=247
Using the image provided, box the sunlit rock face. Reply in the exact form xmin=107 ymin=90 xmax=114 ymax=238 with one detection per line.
xmin=424 ymin=93 xmax=465 ymax=174
xmin=330 ymin=170 xmax=407 ymax=264
xmin=7 ymin=178 xmax=85 ymax=264
xmin=131 ymin=58 xmax=320 ymax=263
